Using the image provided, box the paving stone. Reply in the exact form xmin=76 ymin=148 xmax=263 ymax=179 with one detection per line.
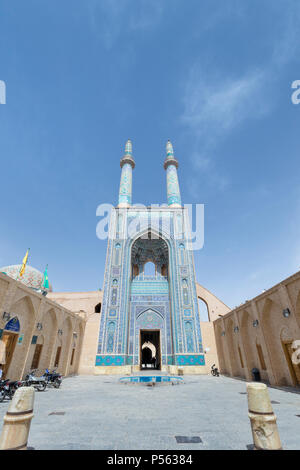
xmin=0 ymin=375 xmax=299 ymax=450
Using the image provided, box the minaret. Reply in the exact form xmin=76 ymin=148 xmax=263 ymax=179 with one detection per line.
xmin=164 ymin=140 xmax=182 ymax=207
xmin=118 ymin=140 xmax=135 ymax=207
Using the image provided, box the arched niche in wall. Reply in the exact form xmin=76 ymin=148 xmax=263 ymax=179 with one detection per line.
xmin=198 ymin=297 xmax=210 ymax=322
xmin=143 ymin=261 xmax=156 ymax=277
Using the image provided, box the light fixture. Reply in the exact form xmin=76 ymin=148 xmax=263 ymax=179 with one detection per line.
xmin=2 ymin=311 xmax=10 ymax=321
xmin=283 ymin=308 xmax=291 ymax=318
xmin=234 ymin=326 xmax=239 ymax=333
xmin=36 ymin=322 xmax=43 ymax=331
xmin=221 ymin=331 xmax=225 ymax=337
xmin=253 ymin=319 xmax=259 ymax=327
xmin=58 ymin=329 xmax=63 ymax=336
xmin=73 ymin=332 xmax=78 ymax=339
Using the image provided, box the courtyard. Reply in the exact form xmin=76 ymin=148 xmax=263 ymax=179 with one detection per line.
xmin=0 ymin=374 xmax=299 ymax=450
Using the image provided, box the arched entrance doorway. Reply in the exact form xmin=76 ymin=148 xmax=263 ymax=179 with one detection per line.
xmin=140 ymin=331 xmax=161 ymax=370
xmin=130 ymin=233 xmax=171 ymax=370
xmin=1 ymin=316 xmax=20 ymax=378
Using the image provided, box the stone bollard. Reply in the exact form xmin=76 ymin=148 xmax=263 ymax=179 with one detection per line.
xmin=0 ymin=386 xmax=35 ymax=450
xmin=247 ymin=382 xmax=282 ymax=450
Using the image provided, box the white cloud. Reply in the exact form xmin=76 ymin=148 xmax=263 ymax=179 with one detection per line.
xmin=181 ymin=67 xmax=269 ymax=196
xmin=182 ymin=68 xmax=268 ymax=139
xmin=181 ymin=2 xmax=300 ymax=198
xmin=271 ymin=1 xmax=300 ymax=68
xmin=88 ymin=0 xmax=163 ymax=49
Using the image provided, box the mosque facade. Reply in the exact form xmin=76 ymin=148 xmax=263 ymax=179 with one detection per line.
xmin=96 ymin=141 xmax=205 ymax=372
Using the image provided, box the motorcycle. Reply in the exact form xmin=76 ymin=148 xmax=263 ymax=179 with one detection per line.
xmin=44 ymin=369 xmax=62 ymax=388
xmin=23 ymin=370 xmax=47 ymax=391
xmin=7 ymin=380 xmax=22 ymax=397
xmin=0 ymin=380 xmax=11 ymax=402
xmin=0 ymin=379 xmax=22 ymax=401
xmin=211 ymin=364 xmax=220 ymax=377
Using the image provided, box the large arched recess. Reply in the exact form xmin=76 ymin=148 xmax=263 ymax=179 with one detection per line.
xmin=224 ymin=317 xmax=244 ymax=378
xmin=119 ymin=226 xmax=177 ymax=357
xmin=59 ymin=317 xmax=73 ymax=376
xmin=214 ymin=323 xmax=228 ymax=374
xmin=6 ymin=295 xmax=36 ymax=379
xmin=261 ymin=297 xmax=300 ymax=386
xmin=38 ymin=308 xmax=58 ymax=371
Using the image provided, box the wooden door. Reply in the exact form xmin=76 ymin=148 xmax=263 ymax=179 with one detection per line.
xmin=31 ymin=344 xmax=43 ymax=370
xmin=283 ymin=341 xmax=300 ymax=385
xmin=54 ymin=346 xmax=61 ymax=368
xmin=2 ymin=332 xmax=18 ymax=378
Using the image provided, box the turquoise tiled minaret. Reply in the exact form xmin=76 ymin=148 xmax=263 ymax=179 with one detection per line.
xmin=118 ymin=140 xmax=135 ymax=207
xmin=164 ymin=140 xmax=182 ymax=207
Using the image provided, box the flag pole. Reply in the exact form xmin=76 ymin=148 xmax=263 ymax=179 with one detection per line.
xmin=18 ymin=248 xmax=30 ymax=281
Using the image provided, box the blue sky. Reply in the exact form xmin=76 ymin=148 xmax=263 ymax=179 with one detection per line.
xmin=0 ymin=0 xmax=299 ymax=309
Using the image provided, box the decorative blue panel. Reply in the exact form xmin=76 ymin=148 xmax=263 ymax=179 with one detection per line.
xmin=131 ymin=279 xmax=169 ymax=295
xmin=95 ymin=355 xmax=125 ymax=366
xmin=5 ymin=317 xmax=20 ymax=332
xmin=176 ymin=355 xmax=205 ymax=366
xmin=184 ymin=321 xmax=194 ymax=353
xmin=107 ymin=321 xmax=115 ymax=353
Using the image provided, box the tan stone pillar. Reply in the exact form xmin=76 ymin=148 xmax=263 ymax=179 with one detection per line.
xmin=234 ymin=310 xmax=252 ymax=381
xmin=247 ymin=382 xmax=282 ymax=450
xmin=220 ymin=317 xmax=233 ymax=376
xmin=0 ymin=386 xmax=35 ymax=450
xmin=61 ymin=318 xmax=74 ymax=377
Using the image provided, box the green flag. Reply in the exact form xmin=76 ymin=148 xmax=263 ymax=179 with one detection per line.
xmin=42 ymin=265 xmax=49 ymax=289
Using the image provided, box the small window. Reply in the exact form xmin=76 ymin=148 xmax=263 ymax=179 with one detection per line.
xmin=161 ymin=264 xmax=167 ymax=277
xmin=238 ymin=346 xmax=244 ymax=368
xmin=70 ymin=348 xmax=76 ymax=366
xmin=133 ymin=265 xmax=139 ymax=277
xmin=95 ymin=303 xmax=101 ymax=313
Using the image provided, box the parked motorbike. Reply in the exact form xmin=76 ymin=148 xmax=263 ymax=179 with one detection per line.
xmin=211 ymin=364 xmax=220 ymax=377
xmin=23 ymin=370 xmax=47 ymax=391
xmin=0 ymin=380 xmax=11 ymax=402
xmin=44 ymin=369 xmax=62 ymax=388
xmin=8 ymin=380 xmax=22 ymax=397
xmin=0 ymin=379 xmax=22 ymax=401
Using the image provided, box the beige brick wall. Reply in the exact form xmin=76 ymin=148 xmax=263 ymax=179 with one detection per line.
xmin=214 ymin=271 xmax=300 ymax=387
xmin=48 ymin=290 xmax=103 ymax=375
xmin=0 ymin=273 xmax=86 ymax=380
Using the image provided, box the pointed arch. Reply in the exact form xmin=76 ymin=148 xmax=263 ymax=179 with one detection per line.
xmin=261 ymin=297 xmax=296 ymax=386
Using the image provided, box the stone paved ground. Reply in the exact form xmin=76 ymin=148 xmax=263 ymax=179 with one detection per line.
xmin=0 ymin=374 xmax=300 ymax=450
